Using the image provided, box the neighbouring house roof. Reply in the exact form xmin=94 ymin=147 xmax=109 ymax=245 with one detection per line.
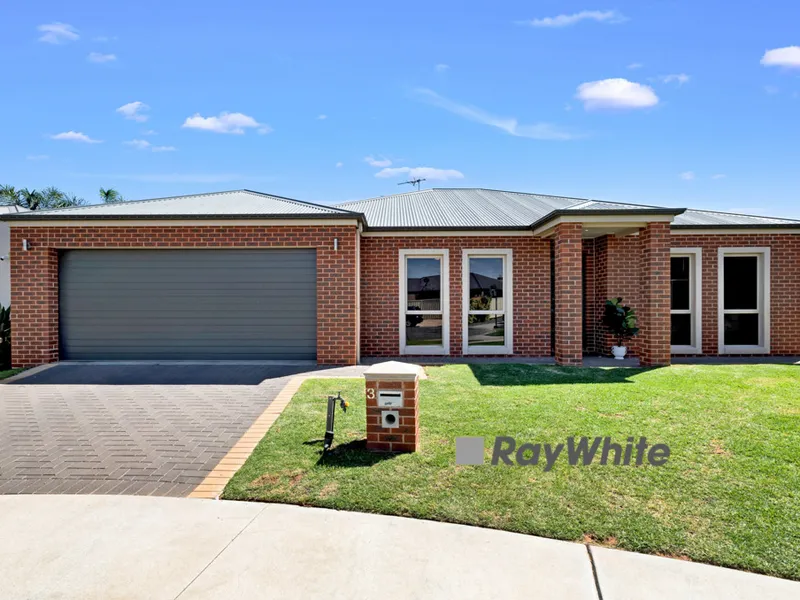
xmin=0 ymin=204 xmax=29 ymax=214
xmin=0 ymin=190 xmax=361 ymax=221
xmin=337 ymin=188 xmax=800 ymax=231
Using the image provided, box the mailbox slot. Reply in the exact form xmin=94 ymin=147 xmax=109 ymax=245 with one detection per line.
xmin=378 ymin=390 xmax=403 ymax=408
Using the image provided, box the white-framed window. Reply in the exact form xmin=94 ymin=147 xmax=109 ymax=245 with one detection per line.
xmin=399 ymin=249 xmax=449 ymax=355
xmin=670 ymin=248 xmax=702 ymax=354
xmin=462 ymin=249 xmax=513 ymax=355
xmin=718 ymin=247 xmax=770 ymax=354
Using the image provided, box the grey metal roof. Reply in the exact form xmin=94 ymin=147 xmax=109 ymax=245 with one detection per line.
xmin=0 ymin=205 xmax=29 ymax=214
xmin=2 ymin=190 xmax=360 ymax=221
xmin=336 ymin=188 xmax=678 ymax=230
xmin=673 ymin=209 xmax=800 ymax=228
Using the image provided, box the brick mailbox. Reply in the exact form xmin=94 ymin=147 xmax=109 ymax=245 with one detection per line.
xmin=364 ymin=361 xmax=423 ymax=453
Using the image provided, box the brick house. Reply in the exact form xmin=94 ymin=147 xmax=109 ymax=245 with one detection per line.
xmin=4 ymin=188 xmax=799 ymax=368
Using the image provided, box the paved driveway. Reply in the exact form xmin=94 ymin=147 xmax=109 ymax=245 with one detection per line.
xmin=0 ymin=363 xmax=337 ymax=497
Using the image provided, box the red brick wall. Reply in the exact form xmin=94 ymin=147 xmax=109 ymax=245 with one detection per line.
xmin=553 ymin=223 xmax=583 ymax=365
xmin=671 ymin=233 xmax=800 ymax=355
xmin=589 ymin=231 xmax=800 ymax=357
xmin=639 ymin=222 xmax=671 ymax=366
xmin=359 ymin=235 xmax=552 ymax=358
xmin=9 ymin=224 xmax=359 ymax=367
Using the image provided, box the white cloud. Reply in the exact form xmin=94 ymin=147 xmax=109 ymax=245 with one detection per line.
xmin=657 ymin=73 xmax=690 ymax=85
xmin=50 ymin=131 xmax=102 ymax=143
xmin=336 ymin=162 xmax=344 ymax=168
xmin=124 ymin=139 xmax=151 ymax=150
xmin=435 ymin=63 xmax=450 ymax=72
xmin=576 ymin=78 xmax=659 ymax=110
xmin=182 ymin=112 xmax=270 ymax=134
xmin=679 ymin=171 xmax=696 ymax=181
xmin=364 ymin=156 xmax=392 ymax=167
xmin=412 ymin=88 xmax=577 ymax=140
xmin=142 ymin=129 xmax=157 ymax=135
xmin=88 ymin=52 xmax=117 ymax=63
xmin=317 ymin=114 xmax=328 ymax=120
xmin=522 ymin=10 xmax=627 ymax=28
xmin=764 ymin=85 xmax=780 ymax=95
xmin=375 ymin=166 xmax=464 ymax=181
xmin=712 ymin=174 xmax=727 ymax=180
xmin=124 ymin=139 xmax=176 ymax=152
xmin=26 ymin=155 xmax=49 ymax=161
xmin=37 ymin=22 xmax=79 ymax=44
xmin=627 ymin=63 xmax=643 ymax=70
xmin=117 ymin=101 xmax=150 ymax=122
xmin=761 ymin=46 xmax=800 ymax=68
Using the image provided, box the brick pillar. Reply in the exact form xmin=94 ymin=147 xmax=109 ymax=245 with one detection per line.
xmin=364 ymin=361 xmax=421 ymax=453
xmin=9 ymin=229 xmax=59 ymax=368
xmin=639 ymin=222 xmax=671 ymax=366
xmin=553 ymin=223 xmax=583 ymax=366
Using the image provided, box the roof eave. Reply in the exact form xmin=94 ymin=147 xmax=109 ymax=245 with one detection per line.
xmin=529 ymin=208 xmax=687 ymax=232
xmin=671 ymin=223 xmax=800 ymax=230
xmin=362 ymin=225 xmax=532 ymax=233
xmin=1 ymin=212 xmax=366 ymax=223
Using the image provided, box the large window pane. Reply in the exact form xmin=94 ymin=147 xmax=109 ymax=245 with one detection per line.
xmin=406 ymin=258 xmax=441 ymax=311
xmin=670 ymin=257 xmax=691 ymax=311
xmin=724 ymin=313 xmax=759 ymax=346
xmin=468 ymin=315 xmax=505 ymax=347
xmin=468 ymin=258 xmax=504 ymax=312
xmin=671 ymin=314 xmax=692 ymax=346
xmin=405 ymin=315 xmax=443 ymax=347
xmin=724 ymin=256 xmax=758 ymax=310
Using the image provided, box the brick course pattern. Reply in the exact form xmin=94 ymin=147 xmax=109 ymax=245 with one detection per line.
xmin=9 ymin=225 xmax=359 ymax=367
xmin=364 ymin=378 xmax=419 ymax=453
xmin=639 ymin=222 xmax=671 ymax=366
xmin=359 ymin=235 xmax=552 ymax=358
xmin=671 ymin=233 xmax=800 ymax=355
xmin=553 ymin=224 xmax=583 ymax=366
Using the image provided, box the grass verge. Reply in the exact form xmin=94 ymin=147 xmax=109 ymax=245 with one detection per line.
xmin=223 ymin=364 xmax=800 ymax=580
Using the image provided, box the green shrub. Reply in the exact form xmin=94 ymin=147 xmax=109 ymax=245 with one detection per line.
xmin=0 ymin=305 xmax=10 ymax=370
xmin=603 ymin=297 xmax=640 ymax=347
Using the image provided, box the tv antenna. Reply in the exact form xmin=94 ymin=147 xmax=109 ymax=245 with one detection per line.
xmin=399 ymin=178 xmax=426 ymax=191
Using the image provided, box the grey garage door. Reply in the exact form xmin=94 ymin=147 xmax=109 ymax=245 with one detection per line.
xmin=59 ymin=249 xmax=317 ymax=360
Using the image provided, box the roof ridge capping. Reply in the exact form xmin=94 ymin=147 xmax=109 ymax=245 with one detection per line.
xmin=239 ymin=189 xmax=362 ymax=215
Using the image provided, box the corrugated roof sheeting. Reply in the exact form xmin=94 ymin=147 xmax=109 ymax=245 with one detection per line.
xmin=8 ymin=190 xmax=355 ymax=217
xmin=337 ymin=188 xmax=588 ymax=228
xmin=674 ymin=209 xmax=800 ymax=226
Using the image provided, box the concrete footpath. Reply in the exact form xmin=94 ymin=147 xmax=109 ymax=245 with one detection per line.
xmin=0 ymin=496 xmax=796 ymax=600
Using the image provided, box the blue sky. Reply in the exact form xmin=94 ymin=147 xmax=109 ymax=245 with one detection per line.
xmin=2 ymin=1 xmax=799 ymax=217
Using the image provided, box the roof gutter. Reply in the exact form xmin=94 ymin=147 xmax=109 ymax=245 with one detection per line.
xmin=1 ymin=212 xmax=367 ymax=224
xmin=671 ymin=223 xmax=800 ymax=230
xmin=529 ymin=208 xmax=687 ymax=232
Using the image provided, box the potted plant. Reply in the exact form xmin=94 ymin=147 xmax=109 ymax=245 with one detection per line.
xmin=603 ymin=297 xmax=639 ymax=360
xmin=0 ymin=305 xmax=10 ymax=371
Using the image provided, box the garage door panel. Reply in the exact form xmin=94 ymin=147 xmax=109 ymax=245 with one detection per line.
xmin=59 ymin=249 xmax=317 ymax=360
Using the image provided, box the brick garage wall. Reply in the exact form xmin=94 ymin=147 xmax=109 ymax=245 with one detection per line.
xmin=672 ymin=233 xmax=800 ymax=355
xmin=360 ymin=235 xmax=552 ymax=358
xmin=9 ymin=224 xmax=359 ymax=367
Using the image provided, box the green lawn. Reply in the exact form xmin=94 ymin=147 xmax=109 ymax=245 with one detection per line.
xmin=223 ymin=364 xmax=800 ymax=580
xmin=0 ymin=368 xmax=23 ymax=381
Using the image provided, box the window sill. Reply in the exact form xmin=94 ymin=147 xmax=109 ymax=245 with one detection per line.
xmin=719 ymin=345 xmax=770 ymax=355
xmin=671 ymin=345 xmax=702 ymax=355
xmin=464 ymin=346 xmax=513 ymax=355
xmin=400 ymin=346 xmax=448 ymax=356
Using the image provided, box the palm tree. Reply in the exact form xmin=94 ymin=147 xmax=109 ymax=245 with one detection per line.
xmin=0 ymin=185 xmax=20 ymax=206
xmin=99 ymin=188 xmax=124 ymax=203
xmin=18 ymin=188 xmax=45 ymax=210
